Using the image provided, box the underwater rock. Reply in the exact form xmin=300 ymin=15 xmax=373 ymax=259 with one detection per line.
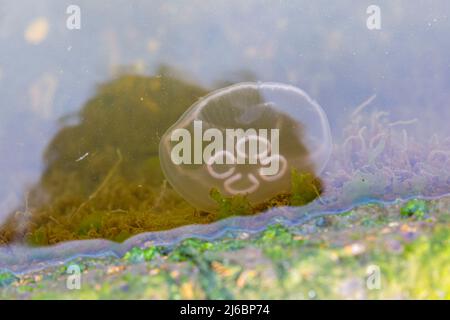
xmin=159 ymin=82 xmax=332 ymax=212
xmin=0 ymin=70 xmax=211 ymax=245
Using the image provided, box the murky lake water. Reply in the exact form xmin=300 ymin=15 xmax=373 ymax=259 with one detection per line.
xmin=1 ymin=0 xmax=450 ymax=270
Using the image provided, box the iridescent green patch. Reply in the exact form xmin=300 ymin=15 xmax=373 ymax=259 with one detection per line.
xmin=0 ymin=272 xmax=18 ymax=287
xmin=400 ymin=199 xmax=429 ymax=219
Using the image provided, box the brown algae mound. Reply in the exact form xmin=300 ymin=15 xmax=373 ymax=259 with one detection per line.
xmin=0 ymin=71 xmax=322 ymax=246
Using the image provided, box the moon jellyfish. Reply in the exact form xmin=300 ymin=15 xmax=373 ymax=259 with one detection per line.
xmin=159 ymin=82 xmax=332 ymax=212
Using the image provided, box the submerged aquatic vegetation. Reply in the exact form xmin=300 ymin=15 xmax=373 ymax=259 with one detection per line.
xmin=0 ymin=68 xmax=210 ymax=245
xmin=2 ymin=195 xmax=450 ymax=299
xmin=0 ymin=74 xmax=448 ymax=246
xmin=209 ymin=188 xmax=254 ymax=218
xmin=0 ymin=73 xmax=324 ymax=246
xmin=0 ymin=271 xmax=17 ymax=287
xmin=290 ymin=169 xmax=323 ymax=206
xmin=123 ymin=246 xmax=161 ymax=263
xmin=257 ymin=224 xmax=294 ymax=245
xmin=400 ymin=199 xmax=429 ymax=219
xmin=169 ymin=238 xmax=215 ymax=262
xmin=209 ymin=169 xmax=323 ymax=219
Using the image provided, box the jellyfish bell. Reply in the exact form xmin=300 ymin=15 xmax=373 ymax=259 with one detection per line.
xmin=159 ymin=82 xmax=332 ymax=213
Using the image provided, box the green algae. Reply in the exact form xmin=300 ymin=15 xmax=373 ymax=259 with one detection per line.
xmin=3 ymin=203 xmax=450 ymax=299
xmin=257 ymin=224 xmax=294 ymax=245
xmin=0 ymin=68 xmax=209 ymax=245
xmin=0 ymin=272 xmax=18 ymax=288
xmin=0 ymin=68 xmax=323 ymax=246
xmin=290 ymin=169 xmax=323 ymax=206
xmin=208 ymin=169 xmax=323 ymax=219
xmin=209 ymin=188 xmax=254 ymax=218
xmin=400 ymin=199 xmax=429 ymax=219
xmin=123 ymin=246 xmax=161 ymax=264
xmin=169 ymin=238 xmax=215 ymax=262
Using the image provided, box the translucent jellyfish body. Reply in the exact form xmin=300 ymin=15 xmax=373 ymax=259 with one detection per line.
xmin=159 ymin=82 xmax=332 ymax=212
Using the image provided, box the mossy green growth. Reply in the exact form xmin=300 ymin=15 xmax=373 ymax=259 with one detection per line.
xmin=169 ymin=238 xmax=214 ymax=262
xmin=0 ymin=69 xmax=322 ymax=246
xmin=0 ymin=68 xmax=211 ymax=246
xmin=209 ymin=188 xmax=253 ymax=218
xmin=168 ymin=238 xmax=234 ymax=299
xmin=2 ymin=197 xmax=450 ymax=300
xmin=208 ymin=170 xmax=323 ymax=218
xmin=258 ymin=224 xmax=294 ymax=245
xmin=123 ymin=246 xmax=160 ymax=263
xmin=290 ymin=169 xmax=323 ymax=206
xmin=0 ymin=271 xmax=18 ymax=287
xmin=400 ymin=199 xmax=429 ymax=219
